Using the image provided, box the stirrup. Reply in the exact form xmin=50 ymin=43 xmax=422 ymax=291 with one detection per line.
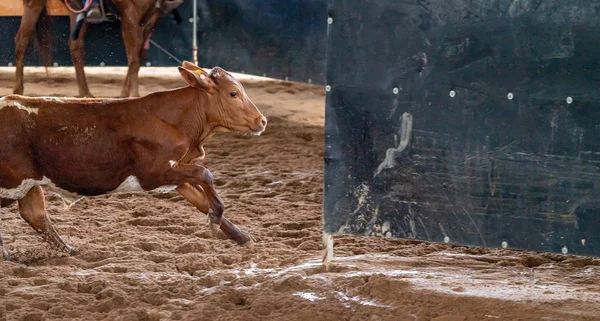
xmin=86 ymin=7 xmax=103 ymax=20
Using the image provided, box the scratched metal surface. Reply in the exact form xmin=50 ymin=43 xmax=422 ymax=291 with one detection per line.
xmin=0 ymin=0 xmax=327 ymax=84
xmin=324 ymin=0 xmax=600 ymax=256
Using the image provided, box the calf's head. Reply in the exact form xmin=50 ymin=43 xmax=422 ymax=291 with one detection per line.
xmin=178 ymin=61 xmax=267 ymax=135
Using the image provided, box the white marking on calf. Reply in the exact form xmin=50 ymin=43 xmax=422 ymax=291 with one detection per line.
xmin=111 ymin=176 xmax=143 ymax=193
xmin=0 ymin=98 xmax=39 ymax=115
xmin=111 ymin=175 xmax=178 ymax=194
xmin=0 ymin=177 xmax=50 ymax=200
xmin=0 ymin=177 xmax=84 ymax=206
xmin=169 ymin=160 xmax=177 ymax=168
xmin=1 ymin=176 xmax=177 ymax=206
xmin=40 ymin=96 xmax=64 ymax=103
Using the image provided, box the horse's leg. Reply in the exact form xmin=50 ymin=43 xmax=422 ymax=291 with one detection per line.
xmin=13 ymin=4 xmax=44 ymax=95
xmin=141 ymin=12 xmax=159 ymax=62
xmin=176 ymin=183 xmax=253 ymax=246
xmin=68 ymin=14 xmax=93 ymax=97
xmin=120 ymin=16 xmax=144 ymax=97
xmin=18 ymin=186 xmax=75 ymax=255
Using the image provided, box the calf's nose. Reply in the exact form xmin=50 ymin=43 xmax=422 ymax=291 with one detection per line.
xmin=260 ymin=116 xmax=267 ymax=128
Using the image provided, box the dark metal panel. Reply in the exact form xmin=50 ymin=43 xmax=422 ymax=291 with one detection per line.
xmin=190 ymin=0 xmax=327 ymax=83
xmin=0 ymin=16 xmax=130 ymax=67
xmin=0 ymin=0 xmax=327 ymax=84
xmin=324 ymin=0 xmax=600 ymax=256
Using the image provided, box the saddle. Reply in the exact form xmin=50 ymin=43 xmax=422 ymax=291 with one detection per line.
xmin=85 ymin=0 xmax=117 ymax=24
xmin=69 ymin=0 xmax=116 ymax=39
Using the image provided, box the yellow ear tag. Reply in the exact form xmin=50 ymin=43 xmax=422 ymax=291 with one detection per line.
xmin=194 ymin=69 xmax=207 ymax=79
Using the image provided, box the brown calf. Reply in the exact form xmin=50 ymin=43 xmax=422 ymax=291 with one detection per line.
xmin=0 ymin=61 xmax=267 ymax=261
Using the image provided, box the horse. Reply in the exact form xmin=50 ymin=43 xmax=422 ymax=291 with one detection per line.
xmin=14 ymin=0 xmax=183 ymax=98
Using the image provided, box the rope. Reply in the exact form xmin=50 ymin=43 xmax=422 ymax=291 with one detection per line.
xmin=148 ymin=39 xmax=184 ymax=65
xmin=64 ymin=0 xmax=94 ymax=14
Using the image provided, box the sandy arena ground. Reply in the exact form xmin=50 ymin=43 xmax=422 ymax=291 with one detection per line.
xmin=0 ymin=67 xmax=599 ymax=321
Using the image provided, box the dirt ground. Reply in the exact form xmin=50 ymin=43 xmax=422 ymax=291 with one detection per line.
xmin=0 ymin=67 xmax=599 ymax=321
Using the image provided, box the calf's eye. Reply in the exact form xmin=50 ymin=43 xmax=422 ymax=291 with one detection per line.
xmin=230 ymin=91 xmax=237 ymax=98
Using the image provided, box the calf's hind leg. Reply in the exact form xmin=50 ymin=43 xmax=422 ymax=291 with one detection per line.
xmin=0 ymin=232 xmax=9 ymax=261
xmin=1 ymin=199 xmax=17 ymax=261
xmin=176 ymin=183 xmax=253 ymax=246
xmin=18 ymin=186 xmax=75 ymax=255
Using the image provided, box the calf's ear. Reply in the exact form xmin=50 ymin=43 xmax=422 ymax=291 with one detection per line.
xmin=182 ymin=61 xmax=205 ymax=73
xmin=178 ymin=67 xmax=211 ymax=90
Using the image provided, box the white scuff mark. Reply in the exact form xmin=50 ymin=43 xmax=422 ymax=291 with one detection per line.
xmin=64 ymin=253 xmax=600 ymax=307
xmin=375 ymin=112 xmax=413 ymax=176
xmin=272 ymin=261 xmax=322 ymax=278
xmin=381 ymin=220 xmax=391 ymax=236
xmin=168 ymin=298 xmax=193 ymax=306
xmin=243 ymin=263 xmax=259 ymax=276
xmin=293 ymin=292 xmax=325 ymax=302
xmin=6 ymin=284 xmax=55 ymax=296
xmin=338 ymin=183 xmax=372 ymax=234
xmin=0 ymin=98 xmax=39 ymax=115
xmin=435 ymin=251 xmax=521 ymax=261
xmin=338 ymin=269 xmax=433 ymax=279
xmin=354 ymin=183 xmax=370 ymax=206
xmin=72 ymin=269 xmax=195 ymax=279
xmin=335 ymin=292 xmax=391 ymax=308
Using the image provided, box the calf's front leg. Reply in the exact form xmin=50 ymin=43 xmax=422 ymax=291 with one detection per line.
xmin=176 ymin=183 xmax=253 ymax=246
xmin=140 ymin=163 xmax=245 ymax=244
